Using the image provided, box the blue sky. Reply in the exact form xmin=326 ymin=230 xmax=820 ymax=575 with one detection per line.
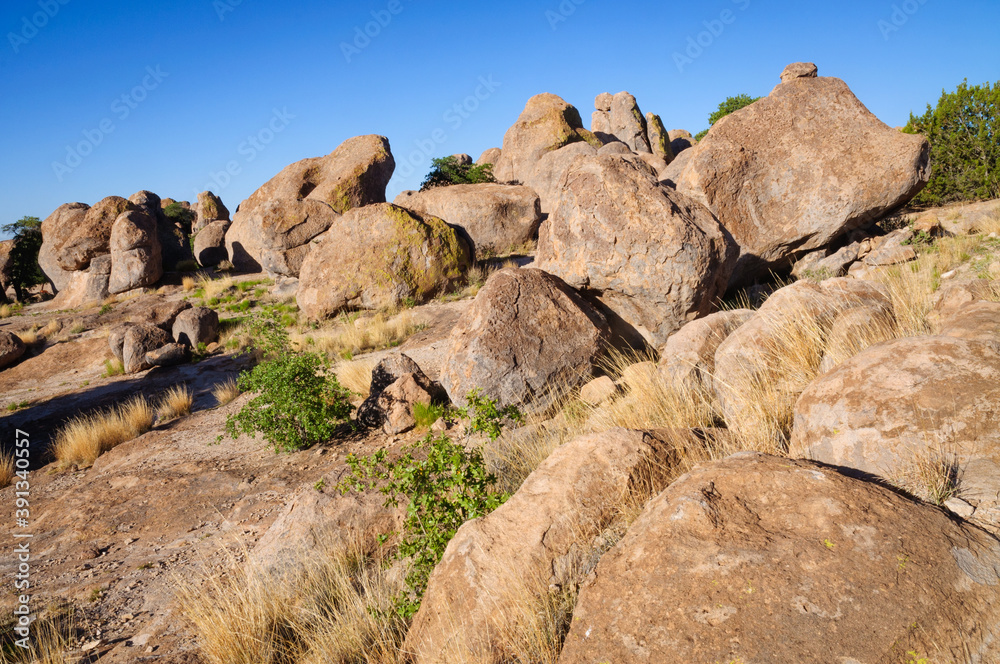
xmin=1 ymin=0 xmax=997 ymax=238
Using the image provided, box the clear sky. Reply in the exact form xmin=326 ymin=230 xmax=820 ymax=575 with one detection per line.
xmin=1 ymin=0 xmax=997 ymax=238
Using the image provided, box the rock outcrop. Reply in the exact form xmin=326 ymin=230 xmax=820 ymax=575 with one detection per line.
xmin=536 ymin=154 xmax=737 ymax=346
xmin=559 ymin=452 xmax=1000 ymax=663
xmin=226 ymin=135 xmax=395 ymax=275
xmin=0 ymin=330 xmax=26 ymax=370
xmin=659 ymin=309 xmax=754 ymax=389
xmin=122 ymin=324 xmax=172 ymax=374
xmin=171 ymin=307 xmax=219 ymax=348
xmin=108 ymin=208 xmax=163 ymax=294
xmin=192 ymin=220 xmax=230 ymax=267
xmin=296 ymin=203 xmax=469 ymax=320
xmin=668 ymin=63 xmax=931 ymax=284
xmin=393 ymin=184 xmax=542 ymax=258
xmin=438 ymin=267 xmax=610 ymax=413
xmin=193 ymin=190 xmax=229 ymax=233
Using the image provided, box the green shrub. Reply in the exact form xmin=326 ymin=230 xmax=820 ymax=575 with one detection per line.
xmin=904 ymin=80 xmax=999 ymax=206
xmin=163 ymin=202 xmax=196 ymax=230
xmin=1 ymin=216 xmax=46 ymax=303
xmin=222 ymin=312 xmax=354 ymax=452
xmin=695 ymin=93 xmax=761 ymax=140
xmin=338 ymin=390 xmax=522 ymax=619
xmin=420 ymin=156 xmax=495 ymax=191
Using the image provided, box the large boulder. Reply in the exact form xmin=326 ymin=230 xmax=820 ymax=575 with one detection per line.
xmin=193 ymin=190 xmax=229 ymax=232
xmin=522 ymin=141 xmax=596 ymax=216
xmin=713 ymin=279 xmax=894 ymax=434
xmin=790 ymin=335 xmax=1000 ymax=530
xmin=122 ymin=324 xmax=172 ymax=374
xmin=53 ymin=196 xmax=134 ymax=272
xmin=356 ymin=352 xmax=445 ymax=433
xmin=608 ymin=91 xmax=651 ymax=153
xmin=404 ymin=429 xmax=678 ymax=663
xmin=52 ymin=255 xmax=112 ymax=309
xmin=659 ymin=309 xmax=754 ymax=389
xmin=172 ymin=307 xmax=219 ymax=347
xmin=108 ymin=209 xmax=163 ymax=294
xmin=296 ymin=203 xmax=470 ymax=320
xmin=0 ymin=240 xmax=14 ymax=300
xmin=0 ymin=330 xmax=26 ymax=370
xmin=192 ymin=220 xmax=229 ymax=267
xmin=645 ymin=111 xmax=674 ymax=164
xmin=226 ymin=135 xmax=395 ymax=275
xmin=536 ymin=154 xmax=738 ymax=346
xmin=438 ymin=267 xmax=610 ymax=413
xmin=559 ymin=452 xmax=1000 ymax=663
xmin=491 ymin=93 xmax=599 ymax=184
xmin=669 ymin=63 xmax=931 ymax=284
xmin=393 ymin=184 xmax=542 ymax=258
xmin=37 ymin=202 xmax=100 ymax=292
xmin=476 ymin=147 xmax=501 ymax=166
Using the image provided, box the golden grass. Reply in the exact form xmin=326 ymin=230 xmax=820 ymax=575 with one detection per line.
xmin=182 ymin=275 xmax=197 ymax=292
xmin=293 ymin=310 xmax=423 ymax=360
xmin=40 ymin=318 xmax=62 ymax=338
xmin=212 ymin=378 xmax=241 ymax=407
xmin=0 ymin=304 xmax=11 ymax=318
xmin=52 ymin=397 xmax=155 ymax=467
xmin=159 ymin=384 xmax=193 ymax=419
xmin=177 ymin=537 xmax=407 ymax=664
xmin=101 ymin=295 xmax=118 ymax=307
xmin=198 ymin=274 xmax=235 ymax=300
xmin=16 ymin=327 xmax=39 ymax=346
xmin=335 ymin=358 xmax=378 ymax=399
xmin=0 ymin=450 xmax=14 ymax=489
xmin=0 ymin=614 xmax=73 ymax=664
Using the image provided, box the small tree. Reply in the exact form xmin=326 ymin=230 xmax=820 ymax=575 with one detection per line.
xmin=695 ymin=94 xmax=762 ymax=140
xmin=420 ymin=156 xmax=495 ymax=191
xmin=1 ymin=216 xmax=45 ymax=302
xmin=904 ymin=80 xmax=999 ymax=206
xmin=222 ymin=312 xmax=355 ymax=452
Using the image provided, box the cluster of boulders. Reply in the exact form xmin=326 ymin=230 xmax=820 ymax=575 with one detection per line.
xmin=108 ymin=302 xmax=219 ymax=374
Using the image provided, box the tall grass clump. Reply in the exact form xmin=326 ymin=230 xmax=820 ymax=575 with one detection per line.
xmin=53 ymin=397 xmax=155 ymax=467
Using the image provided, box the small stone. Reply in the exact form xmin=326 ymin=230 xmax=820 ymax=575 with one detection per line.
xmin=579 ymin=376 xmax=619 ymax=406
xmin=944 ymin=497 xmax=976 ymax=518
xmin=82 ymin=640 xmax=101 ymax=652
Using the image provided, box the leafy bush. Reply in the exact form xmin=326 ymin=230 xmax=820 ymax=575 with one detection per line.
xmin=695 ymin=94 xmax=761 ymax=140
xmin=1 ymin=216 xmax=46 ymax=303
xmin=904 ymin=79 xmax=999 ymax=206
xmin=163 ymin=202 xmax=196 ymax=230
xmin=222 ymin=312 xmax=354 ymax=452
xmin=338 ymin=390 xmax=522 ymax=618
xmin=420 ymin=156 xmax=495 ymax=191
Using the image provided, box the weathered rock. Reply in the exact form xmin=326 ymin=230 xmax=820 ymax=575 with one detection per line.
xmin=438 ymin=268 xmax=610 ymax=413
xmin=668 ymin=129 xmax=697 ymax=155
xmin=645 ymin=111 xmax=674 ymax=163
xmin=51 ymin=255 xmax=112 ymax=308
xmin=55 ymin=196 xmax=134 ymax=272
xmin=226 ymin=135 xmax=395 ymax=275
xmin=405 ymin=429 xmax=679 ymax=663
xmin=0 ymin=240 xmax=13 ymax=300
xmin=393 ymin=184 xmax=542 ymax=258
xmin=659 ymin=309 xmax=755 ymax=389
xmin=523 ymin=141 xmax=596 ymax=215
xmin=356 ymin=353 xmax=444 ymax=431
xmin=864 ymin=228 xmax=917 ymax=266
xmin=192 ymin=220 xmax=229 ymax=267
xmin=780 ymin=61 xmax=819 ymax=82
xmin=153 ymin=193 xmax=196 ymax=271
xmin=128 ymin=299 xmax=192 ymax=332
xmin=559 ymin=452 xmax=1000 ymax=664
xmin=536 ymin=154 xmax=738 ymax=346
xmin=927 ymin=279 xmax=999 ymax=330
xmin=492 ymin=93 xmax=599 ymax=184
xmin=714 ymin=279 xmax=893 ymax=433
xmin=109 ymin=209 xmax=163 ymax=294
xmin=122 ymin=324 xmax=172 ymax=374
xmin=193 ymin=191 xmax=229 ymax=232
xmin=792 ymin=241 xmax=862 ymax=279
xmin=449 ymin=153 xmax=472 ymax=166
xmin=296 ymin=203 xmax=470 ymax=320
xmin=475 ymin=147 xmax=501 ymax=166
xmin=145 ymin=343 xmax=189 ymax=368
xmin=376 ymin=373 xmax=437 ymax=435
xmin=172 ymin=307 xmax=220 ymax=347
xmin=609 ymin=91 xmax=651 ymax=153
xmin=791 ymin=336 xmax=1000 ymax=531
xmin=0 ymin=330 xmax=26 ymax=369
xmin=670 ymin=64 xmax=931 ymax=284
xmin=596 ymin=142 xmax=630 ymax=156
xmin=37 ymin=203 xmax=96 ymax=292
xmin=940 ymin=301 xmax=1000 ymax=342
xmin=108 ymin=324 xmax=132 ymax=362
xmin=579 ymin=375 xmax=619 ymax=406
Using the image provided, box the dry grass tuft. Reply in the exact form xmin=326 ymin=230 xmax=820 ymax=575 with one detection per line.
xmin=293 ymin=310 xmax=423 ymax=360
xmin=335 ymin=358 xmax=378 ymax=399
xmin=199 ymin=274 xmax=235 ymax=300
xmin=212 ymin=378 xmax=241 ymax=407
xmin=16 ymin=327 xmax=39 ymax=347
xmin=159 ymin=384 xmax=193 ymax=420
xmin=0 ymin=450 xmax=14 ymax=489
xmin=177 ymin=537 xmax=407 ymax=664
xmin=889 ymin=445 xmax=963 ymax=507
xmin=182 ymin=275 xmax=197 ymax=292
xmin=0 ymin=304 xmax=12 ymax=318
xmin=0 ymin=613 xmax=74 ymax=664
xmin=40 ymin=319 xmax=62 ymax=338
xmin=52 ymin=397 xmax=155 ymax=467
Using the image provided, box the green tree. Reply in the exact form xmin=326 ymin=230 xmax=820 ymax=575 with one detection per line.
xmin=904 ymin=80 xmax=999 ymax=206
xmin=421 ymin=156 xmax=495 ymax=191
xmin=1 ymin=216 xmax=45 ymax=303
xmin=695 ymin=94 xmax=762 ymax=140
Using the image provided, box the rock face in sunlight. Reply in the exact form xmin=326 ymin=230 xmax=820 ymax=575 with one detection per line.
xmin=225 ymin=134 xmax=395 ymax=276
xmin=536 ymin=153 xmax=737 ymax=347
xmin=438 ymin=267 xmax=610 ymax=413
xmin=109 ymin=208 xmax=163 ymax=294
xmin=666 ymin=63 xmax=931 ymax=286
xmin=296 ymin=203 xmax=470 ymax=320
xmin=559 ymin=453 xmax=1000 ymax=664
